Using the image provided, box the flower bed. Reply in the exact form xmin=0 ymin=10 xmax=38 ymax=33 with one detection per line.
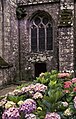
xmin=0 ymin=70 xmax=76 ymax=119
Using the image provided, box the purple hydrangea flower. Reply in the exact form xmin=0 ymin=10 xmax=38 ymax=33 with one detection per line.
xmin=2 ymin=107 xmax=20 ymax=119
xmin=19 ymin=99 xmax=36 ymax=115
xmin=45 ymin=112 xmax=61 ymax=119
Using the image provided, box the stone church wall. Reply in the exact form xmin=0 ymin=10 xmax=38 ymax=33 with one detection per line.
xmin=0 ymin=1 xmax=2 ymax=57
xmin=0 ymin=0 xmax=75 ymax=84
xmin=19 ymin=2 xmax=60 ymax=78
xmin=74 ymin=2 xmax=76 ymax=74
xmin=0 ymin=0 xmax=19 ymax=85
xmin=58 ymin=0 xmax=74 ymax=72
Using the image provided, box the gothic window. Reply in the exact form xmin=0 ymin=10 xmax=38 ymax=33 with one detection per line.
xmin=30 ymin=12 xmax=53 ymax=52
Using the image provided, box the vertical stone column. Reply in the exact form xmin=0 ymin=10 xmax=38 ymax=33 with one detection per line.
xmin=0 ymin=1 xmax=2 ymax=56
xmin=3 ymin=0 xmax=11 ymax=60
xmin=74 ymin=2 xmax=76 ymax=74
xmin=3 ymin=0 xmax=18 ymax=62
xmin=8 ymin=0 xmax=19 ymax=80
xmin=58 ymin=0 xmax=74 ymax=72
xmin=2 ymin=0 xmax=19 ymax=82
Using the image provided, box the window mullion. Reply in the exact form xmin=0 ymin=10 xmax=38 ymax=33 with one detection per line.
xmin=29 ymin=27 xmax=31 ymax=52
xmin=45 ymin=26 xmax=47 ymax=50
xmin=37 ymin=27 xmax=39 ymax=51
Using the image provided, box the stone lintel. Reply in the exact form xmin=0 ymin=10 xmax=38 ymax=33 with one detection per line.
xmin=17 ymin=0 xmax=60 ymax=6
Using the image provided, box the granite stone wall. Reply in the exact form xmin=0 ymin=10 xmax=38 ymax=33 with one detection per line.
xmin=18 ymin=2 xmax=59 ymax=79
xmin=58 ymin=0 xmax=74 ymax=72
xmin=0 ymin=1 xmax=2 ymax=57
xmin=0 ymin=0 xmax=75 ymax=84
xmin=74 ymin=1 xmax=76 ymax=74
xmin=0 ymin=0 xmax=19 ymax=85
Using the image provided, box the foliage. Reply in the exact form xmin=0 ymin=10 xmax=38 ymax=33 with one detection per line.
xmin=7 ymin=95 xmax=26 ymax=104
xmin=16 ymin=81 xmax=33 ymax=90
xmin=1 ymin=70 xmax=76 ymax=119
xmin=36 ymin=70 xmax=58 ymax=85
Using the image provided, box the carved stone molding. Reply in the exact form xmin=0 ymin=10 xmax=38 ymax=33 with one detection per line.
xmin=17 ymin=0 xmax=60 ymax=5
xmin=16 ymin=7 xmax=27 ymax=19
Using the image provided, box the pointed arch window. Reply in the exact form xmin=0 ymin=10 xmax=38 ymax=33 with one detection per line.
xmin=30 ymin=12 xmax=53 ymax=52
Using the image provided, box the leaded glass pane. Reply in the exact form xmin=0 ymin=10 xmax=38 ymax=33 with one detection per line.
xmin=43 ymin=17 xmax=48 ymax=25
xmin=39 ymin=27 xmax=45 ymax=51
xmin=31 ymin=27 xmax=37 ymax=51
xmin=47 ymin=25 xmax=53 ymax=50
xmin=34 ymin=17 xmax=41 ymax=25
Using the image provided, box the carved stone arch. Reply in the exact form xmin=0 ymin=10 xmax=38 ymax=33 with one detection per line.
xmin=28 ymin=10 xmax=54 ymax=25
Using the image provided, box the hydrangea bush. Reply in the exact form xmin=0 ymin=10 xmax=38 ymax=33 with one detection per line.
xmin=2 ymin=107 xmax=20 ymax=119
xmin=19 ymin=99 xmax=36 ymax=114
xmin=1 ymin=70 xmax=76 ymax=118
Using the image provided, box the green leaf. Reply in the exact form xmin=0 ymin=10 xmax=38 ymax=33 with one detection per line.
xmin=49 ymin=80 xmax=57 ymax=87
xmin=55 ymin=91 xmax=63 ymax=101
xmin=51 ymin=70 xmax=58 ymax=75
xmin=73 ymin=83 xmax=76 ymax=87
xmin=7 ymin=95 xmax=25 ymax=103
xmin=66 ymin=96 xmax=73 ymax=102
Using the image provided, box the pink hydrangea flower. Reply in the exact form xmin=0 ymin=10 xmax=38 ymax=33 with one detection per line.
xmin=33 ymin=92 xmax=43 ymax=99
xmin=74 ymin=103 xmax=76 ymax=109
xmin=45 ymin=112 xmax=61 ymax=119
xmin=64 ymin=81 xmax=72 ymax=88
xmin=25 ymin=113 xmax=36 ymax=119
xmin=62 ymin=102 xmax=68 ymax=107
xmin=72 ymin=78 xmax=76 ymax=83
xmin=21 ymin=83 xmax=47 ymax=93
xmin=74 ymin=96 xmax=76 ymax=109
xmin=74 ymin=96 xmax=76 ymax=103
xmin=73 ymin=87 xmax=76 ymax=92
xmin=2 ymin=107 xmax=20 ymax=119
xmin=34 ymin=83 xmax=47 ymax=92
xmin=64 ymin=90 xmax=70 ymax=93
xmin=58 ymin=73 xmax=70 ymax=78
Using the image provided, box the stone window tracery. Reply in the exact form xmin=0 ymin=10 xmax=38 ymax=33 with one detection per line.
xmin=30 ymin=13 xmax=53 ymax=52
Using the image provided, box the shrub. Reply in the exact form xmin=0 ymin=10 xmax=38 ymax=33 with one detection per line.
xmin=1 ymin=70 xmax=76 ymax=119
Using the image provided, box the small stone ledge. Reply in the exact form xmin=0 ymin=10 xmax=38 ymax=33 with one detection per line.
xmin=17 ymin=0 xmax=60 ymax=6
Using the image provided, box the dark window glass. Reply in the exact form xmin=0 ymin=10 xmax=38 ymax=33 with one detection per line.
xmin=34 ymin=17 xmax=41 ymax=25
xmin=39 ymin=27 xmax=45 ymax=51
xmin=43 ymin=17 xmax=48 ymax=25
xmin=47 ymin=25 xmax=53 ymax=50
xmin=31 ymin=27 xmax=37 ymax=51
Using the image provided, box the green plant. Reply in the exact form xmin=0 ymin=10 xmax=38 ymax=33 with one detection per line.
xmin=36 ymin=70 xmax=58 ymax=85
xmin=7 ymin=95 xmax=26 ymax=104
xmin=1 ymin=70 xmax=76 ymax=119
xmin=16 ymin=81 xmax=33 ymax=89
